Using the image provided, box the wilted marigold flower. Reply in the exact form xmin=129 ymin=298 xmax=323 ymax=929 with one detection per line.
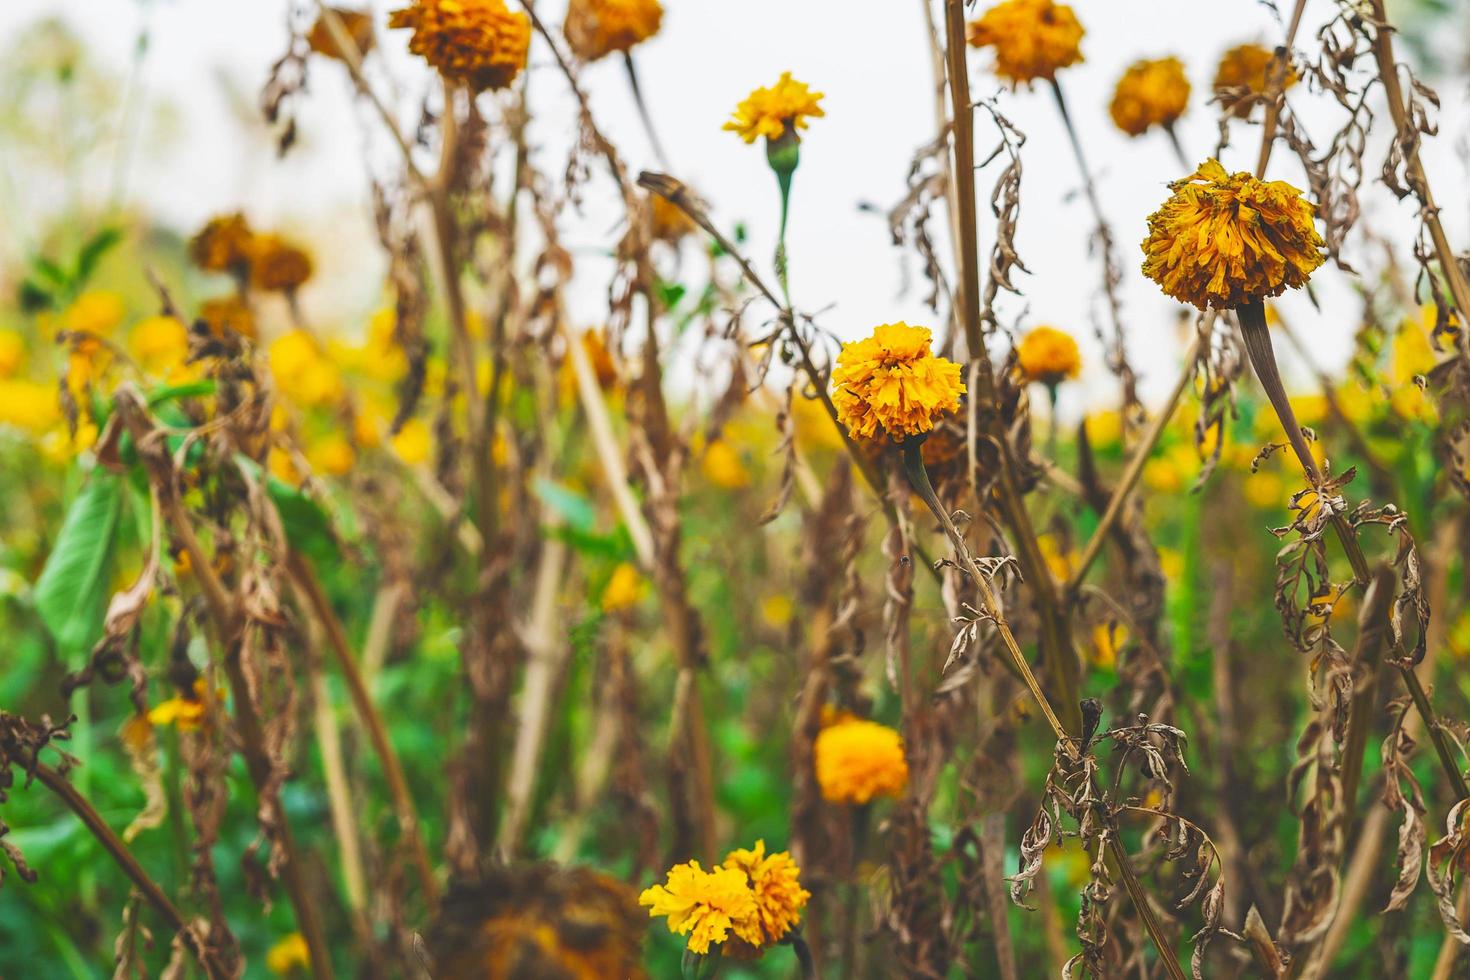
xmin=814 ymin=716 xmax=909 ymax=804
xmin=1015 ymin=325 xmax=1081 ymax=385
xmin=639 ymin=860 xmax=760 ymax=955
xmin=307 ymin=8 xmax=375 ymax=61
xmin=721 ymin=841 xmax=810 ymax=949
xmin=1213 ymin=43 xmax=1296 ymax=118
xmin=831 ymin=322 xmax=965 ymax=442
xmin=967 ymin=0 xmax=1083 ymax=87
xmin=1109 ymin=57 xmax=1189 ymax=137
xmin=189 ymin=212 xmax=254 ymax=274
xmin=723 ymin=72 xmax=825 ymax=144
xmin=389 ymin=0 xmax=531 ymax=93
xmin=199 ymin=295 xmax=257 ymax=341
xmin=1141 ymin=159 xmax=1324 ymax=311
xmin=249 ymin=234 xmax=314 ymax=293
xmin=563 ymin=0 xmax=662 ymax=62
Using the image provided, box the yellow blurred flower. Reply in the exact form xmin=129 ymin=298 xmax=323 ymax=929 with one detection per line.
xmin=269 ymin=330 xmax=343 ymax=408
xmin=148 ymin=680 xmax=218 ymax=733
xmin=721 ymin=841 xmax=810 ymax=949
xmin=189 ymin=212 xmax=255 ymax=274
xmin=649 ymin=192 xmax=696 ymax=242
xmin=269 ymin=446 xmax=302 ymax=485
xmin=723 ymin=72 xmax=825 ymax=144
xmin=129 ymin=316 xmax=189 ymax=375
xmin=0 ymin=380 xmax=60 ymax=434
xmin=831 ymin=322 xmax=965 ymax=442
xmin=199 ymin=296 xmax=256 ymax=341
xmin=1109 ymin=57 xmax=1189 ymax=137
xmin=62 ymin=290 xmax=126 ymax=336
xmin=967 ymin=0 xmax=1084 ymax=87
xmin=39 ymin=420 xmax=99 ymax=464
xmin=1091 ymin=622 xmax=1126 ymax=670
xmin=1015 ymin=325 xmax=1081 ymax=385
xmin=1085 ymin=409 xmax=1122 ymax=448
xmin=1243 ymin=470 xmax=1285 ymax=510
xmin=0 ymin=329 xmax=24 ymax=377
xmin=307 ymin=7 xmax=375 ymax=61
xmin=1142 ymin=159 xmax=1324 ymax=311
xmin=1157 ymin=546 xmax=1184 ymax=581
xmin=564 ymin=0 xmax=662 ymax=62
xmin=308 ymin=433 xmax=355 ymax=477
xmin=1214 ymin=43 xmax=1297 ymax=119
xmin=265 ymin=932 xmax=310 ymax=975
xmin=1388 ymin=312 xmax=1442 ymax=423
xmin=388 ymin=0 xmax=531 ymax=93
xmin=391 ymin=418 xmax=432 ymax=465
xmin=814 ymin=716 xmax=909 ymax=805
xmin=1037 ymin=533 xmax=1077 ymax=584
xmin=702 ymin=439 xmax=750 ymax=489
xmin=639 ymin=860 xmax=761 ymax=955
xmin=248 ymin=234 xmax=314 ymax=293
xmin=600 ymin=562 xmax=643 ymax=613
xmin=760 ymin=593 xmax=794 ymax=629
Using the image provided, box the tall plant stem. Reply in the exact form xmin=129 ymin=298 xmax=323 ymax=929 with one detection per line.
xmin=30 ymin=762 xmax=227 ymax=978
xmin=1365 ymin=0 xmax=1470 ymax=333
xmin=902 ymin=443 xmax=1186 ymax=980
xmin=622 ymin=52 xmax=671 ymax=171
xmin=944 ymin=0 xmax=1080 ymax=730
xmin=286 ymin=552 xmax=439 ymax=908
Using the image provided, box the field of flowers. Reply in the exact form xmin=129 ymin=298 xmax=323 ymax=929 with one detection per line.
xmin=2 ymin=0 xmax=1470 ymax=977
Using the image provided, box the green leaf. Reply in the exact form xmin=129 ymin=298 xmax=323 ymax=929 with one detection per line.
xmin=34 ymin=472 xmax=123 ymax=660
xmin=533 ymin=478 xmax=598 ymax=534
xmin=232 ymin=454 xmax=338 ymax=562
xmin=27 ymin=255 xmax=69 ymax=289
xmin=73 ymin=227 xmax=122 ymax=289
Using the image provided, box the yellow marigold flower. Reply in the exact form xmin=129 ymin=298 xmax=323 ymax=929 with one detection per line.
xmin=189 ymin=212 xmax=255 ymax=274
xmin=129 ymin=316 xmax=189 ymax=375
xmin=248 ymin=234 xmax=314 ymax=293
xmin=723 ymin=72 xmax=825 ymax=144
xmin=1015 ymin=325 xmax=1081 ymax=385
xmin=564 ymin=0 xmax=662 ymax=62
xmin=0 ymin=328 xmax=24 ymax=377
xmin=148 ymin=695 xmax=205 ymax=732
xmin=649 ymin=192 xmax=696 ymax=242
xmin=1109 ymin=57 xmax=1190 ymax=137
xmin=721 ymin=841 xmax=810 ymax=948
xmin=814 ymin=717 xmax=909 ymax=804
xmin=761 ymin=593 xmax=794 ymax=629
xmin=601 ymin=562 xmax=643 ymax=613
xmin=639 ymin=860 xmax=761 ymax=955
xmin=831 ymin=322 xmax=965 ymax=442
xmin=389 ymin=0 xmax=531 ymax=93
xmin=199 ymin=296 xmax=257 ymax=341
xmin=1085 ymin=409 xmax=1122 ymax=448
xmin=1091 ymin=622 xmax=1126 ymax=671
xmin=702 ymin=438 xmax=750 ymax=489
xmin=308 ymin=433 xmax=356 ymax=476
xmin=270 ymin=330 xmax=343 ymax=407
xmin=307 ymin=8 xmax=375 ymax=61
xmin=1244 ymin=470 xmax=1284 ymax=509
xmin=1037 ymin=532 xmax=1077 ymax=584
xmin=0 ymin=380 xmax=61 ymax=434
xmin=391 ymin=417 xmax=432 ymax=465
xmin=1141 ymin=159 xmax=1324 ymax=311
xmin=1213 ymin=43 xmax=1297 ymax=119
xmin=266 ymin=932 xmax=310 ymax=975
xmin=967 ymin=0 xmax=1083 ymax=87
xmin=62 ymin=290 xmax=126 ymax=337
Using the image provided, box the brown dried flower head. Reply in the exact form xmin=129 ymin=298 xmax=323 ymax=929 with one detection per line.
xmin=389 ymin=0 xmax=531 ymax=93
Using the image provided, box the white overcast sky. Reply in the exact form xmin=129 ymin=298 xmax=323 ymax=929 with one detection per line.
xmin=1 ymin=0 xmax=1467 ymax=417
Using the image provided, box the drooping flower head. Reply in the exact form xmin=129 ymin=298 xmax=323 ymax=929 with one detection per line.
xmin=723 ymin=72 xmax=825 ymax=145
xmin=1213 ymin=43 xmax=1297 ymax=119
xmin=831 ymin=322 xmax=965 ymax=442
xmin=563 ymin=0 xmax=662 ymax=62
xmin=814 ymin=716 xmax=909 ymax=804
xmin=721 ymin=841 xmax=810 ymax=948
xmin=307 ymin=8 xmax=375 ymax=61
xmin=249 ymin=234 xmax=314 ymax=293
xmin=1109 ymin=57 xmax=1190 ymax=137
xmin=389 ymin=0 xmax=531 ymax=93
xmin=189 ymin=212 xmax=255 ymax=274
xmin=1015 ymin=326 xmax=1082 ymax=385
xmin=1141 ymin=159 xmax=1324 ymax=311
xmin=967 ymin=0 xmax=1084 ymax=87
xmin=639 ymin=860 xmax=761 ymax=955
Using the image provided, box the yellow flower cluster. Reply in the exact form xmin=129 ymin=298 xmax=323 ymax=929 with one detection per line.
xmin=814 ymin=716 xmax=909 ymax=804
xmin=563 ymin=0 xmax=662 ymax=62
xmin=639 ymin=841 xmax=809 ymax=956
xmin=831 ymin=322 xmax=965 ymax=442
xmin=967 ymin=0 xmax=1084 ymax=87
xmin=269 ymin=330 xmax=344 ymax=408
xmin=723 ymin=72 xmax=825 ymax=144
xmin=1214 ymin=43 xmax=1297 ymax=118
xmin=1141 ymin=159 xmax=1324 ymax=311
xmin=389 ymin=0 xmax=531 ymax=93
xmin=1015 ymin=325 xmax=1081 ymax=386
xmin=1109 ymin=57 xmax=1190 ymax=137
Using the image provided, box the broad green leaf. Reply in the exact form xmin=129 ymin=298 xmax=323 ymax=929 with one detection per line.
xmin=34 ymin=471 xmax=123 ymax=660
xmin=533 ymin=478 xmax=598 ymax=534
xmin=73 ymin=227 xmax=122 ymax=289
xmin=236 ymin=454 xmax=338 ymax=562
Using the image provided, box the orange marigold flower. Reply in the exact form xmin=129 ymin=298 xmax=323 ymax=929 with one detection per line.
xmin=723 ymin=72 xmax=824 ymax=144
xmin=563 ymin=0 xmax=662 ymax=62
xmin=814 ymin=716 xmax=909 ymax=804
xmin=831 ymin=322 xmax=965 ymax=442
xmin=199 ymin=295 xmax=257 ymax=341
xmin=649 ymin=192 xmax=695 ymax=242
xmin=1213 ymin=43 xmax=1297 ymax=119
xmin=1141 ymin=158 xmax=1324 ymax=311
xmin=189 ymin=212 xmax=254 ymax=274
xmin=1015 ymin=325 xmax=1081 ymax=385
xmin=639 ymin=860 xmax=761 ymax=955
xmin=721 ymin=841 xmax=810 ymax=948
xmin=307 ymin=8 xmax=375 ymax=61
xmin=967 ymin=0 xmax=1083 ymax=87
xmin=1109 ymin=57 xmax=1190 ymax=137
xmin=389 ymin=0 xmax=531 ymax=93
xmin=249 ymin=234 xmax=314 ymax=293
